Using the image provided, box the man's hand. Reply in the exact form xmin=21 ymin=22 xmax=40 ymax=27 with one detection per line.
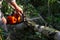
xmin=10 ymin=2 xmax=23 ymax=14
xmin=2 ymin=17 xmax=7 ymax=24
xmin=15 ymin=6 xmax=23 ymax=14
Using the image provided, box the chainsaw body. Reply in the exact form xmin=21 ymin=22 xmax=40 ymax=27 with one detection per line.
xmin=6 ymin=11 xmax=24 ymax=25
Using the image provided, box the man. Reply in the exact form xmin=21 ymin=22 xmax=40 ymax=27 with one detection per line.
xmin=0 ymin=0 xmax=23 ymax=23
xmin=0 ymin=0 xmax=23 ymax=38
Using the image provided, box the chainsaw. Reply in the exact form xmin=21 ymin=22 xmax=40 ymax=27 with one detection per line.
xmin=6 ymin=10 xmax=24 ymax=25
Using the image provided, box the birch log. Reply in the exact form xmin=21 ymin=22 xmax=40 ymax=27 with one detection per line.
xmin=27 ymin=20 xmax=60 ymax=40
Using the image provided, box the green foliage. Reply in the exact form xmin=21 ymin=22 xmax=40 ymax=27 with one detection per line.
xmin=1 ymin=1 xmax=13 ymax=15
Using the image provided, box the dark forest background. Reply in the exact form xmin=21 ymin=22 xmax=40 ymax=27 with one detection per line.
xmin=1 ymin=0 xmax=60 ymax=40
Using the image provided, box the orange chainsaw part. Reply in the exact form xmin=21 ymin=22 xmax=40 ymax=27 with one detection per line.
xmin=7 ymin=16 xmax=17 ymax=24
xmin=17 ymin=16 xmax=21 ymax=22
xmin=7 ymin=13 xmax=22 ymax=24
xmin=13 ymin=13 xmax=22 ymax=23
